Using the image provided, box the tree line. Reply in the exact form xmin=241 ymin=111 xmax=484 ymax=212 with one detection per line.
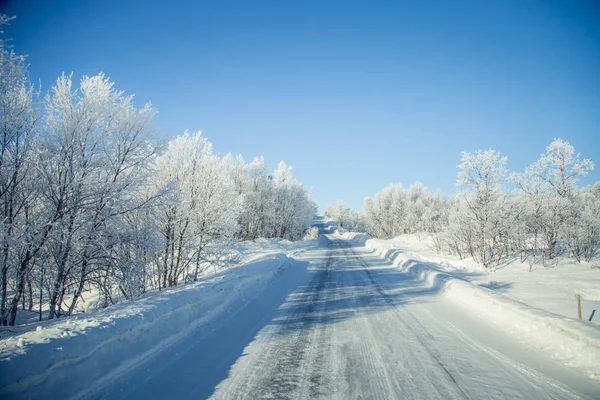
xmin=0 ymin=16 xmax=316 ymax=326
xmin=327 ymin=139 xmax=598 ymax=272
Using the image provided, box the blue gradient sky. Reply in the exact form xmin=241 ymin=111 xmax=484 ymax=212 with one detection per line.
xmin=2 ymin=0 xmax=599 ymax=211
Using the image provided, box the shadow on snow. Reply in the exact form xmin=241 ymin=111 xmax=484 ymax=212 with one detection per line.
xmin=200 ymin=232 xmax=509 ymax=398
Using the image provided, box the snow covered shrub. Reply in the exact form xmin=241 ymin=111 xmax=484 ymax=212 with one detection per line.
xmin=235 ymin=159 xmax=317 ymax=241
xmin=513 ymin=139 xmax=594 ymax=261
xmin=561 ymin=184 xmax=600 ymax=262
xmin=325 ymin=200 xmax=366 ymax=232
xmin=304 ymin=227 xmax=319 ymax=240
xmin=454 ymin=149 xmax=509 ymax=271
xmin=363 ymin=183 xmax=407 ymax=238
xmin=363 ymin=182 xmax=448 ymax=239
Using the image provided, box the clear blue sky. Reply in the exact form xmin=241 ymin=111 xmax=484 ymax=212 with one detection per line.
xmin=2 ymin=0 xmax=599 ymax=211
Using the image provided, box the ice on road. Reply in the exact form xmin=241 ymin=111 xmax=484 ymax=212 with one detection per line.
xmin=94 ymin=236 xmax=600 ymax=400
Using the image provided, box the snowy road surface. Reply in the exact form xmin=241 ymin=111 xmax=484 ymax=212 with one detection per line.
xmin=92 ymin=235 xmax=600 ymax=400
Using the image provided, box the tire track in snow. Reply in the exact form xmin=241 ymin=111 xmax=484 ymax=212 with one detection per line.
xmin=258 ymin=250 xmax=332 ymax=398
xmin=335 ymin=238 xmax=470 ymax=399
xmin=213 ymin=236 xmax=593 ymax=399
xmin=300 ymin=251 xmax=336 ymax=399
xmin=328 ymin=239 xmax=408 ymax=399
xmin=338 ymin=238 xmax=589 ymax=400
xmin=212 ymin=246 xmax=334 ymax=399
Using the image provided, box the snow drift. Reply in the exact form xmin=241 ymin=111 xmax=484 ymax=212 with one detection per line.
xmin=339 ymin=231 xmax=600 ymax=381
xmin=0 ymin=251 xmax=306 ymax=399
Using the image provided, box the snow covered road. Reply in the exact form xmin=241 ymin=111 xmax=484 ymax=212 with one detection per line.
xmin=93 ymin=236 xmax=600 ymax=400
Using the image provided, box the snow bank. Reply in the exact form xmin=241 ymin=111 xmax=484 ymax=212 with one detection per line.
xmin=365 ymin=233 xmax=483 ymax=272
xmin=339 ymin=231 xmax=600 ymax=381
xmin=0 ymin=248 xmax=307 ymax=399
xmin=334 ymin=230 xmax=371 ymax=246
xmin=444 ymin=277 xmax=600 ymax=380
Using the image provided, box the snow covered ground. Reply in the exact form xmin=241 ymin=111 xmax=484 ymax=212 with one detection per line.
xmin=0 ymin=238 xmax=319 ymax=399
xmin=341 ymin=231 xmax=600 ymax=380
xmin=97 ymin=233 xmax=600 ymax=399
xmin=6 ymin=237 xmax=318 ymax=327
xmin=1 ymin=231 xmax=599 ymax=399
xmin=358 ymin=232 xmax=600 ymax=324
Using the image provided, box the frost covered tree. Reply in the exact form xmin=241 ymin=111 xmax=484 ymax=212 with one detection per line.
xmin=427 ymin=189 xmax=448 ymax=233
xmin=455 ymin=149 xmax=508 ymax=270
xmin=362 ymin=181 xmax=448 ymax=239
xmin=153 ymin=131 xmax=242 ymax=287
xmin=150 ymin=135 xmax=316 ymax=289
xmin=513 ymin=139 xmax=594 ymax=260
xmin=438 ymin=195 xmax=476 ymax=259
xmin=236 ymin=158 xmax=316 ymax=241
xmin=363 ymin=183 xmax=407 ymax=238
xmin=271 ymin=161 xmax=317 ymax=240
xmin=405 ymin=182 xmax=429 ymax=234
xmin=324 ymin=200 xmax=365 ymax=232
xmin=236 ymin=157 xmax=273 ymax=240
xmin=352 ymin=140 xmax=597 ymax=269
xmin=1 ymin=69 xmax=159 ymax=324
xmin=0 ymin=15 xmax=40 ymax=325
xmin=38 ymin=73 xmax=157 ymax=320
xmin=561 ymin=184 xmax=600 ymax=262
xmin=108 ymin=194 xmax=163 ymax=302
xmin=405 ymin=183 xmax=447 ymax=234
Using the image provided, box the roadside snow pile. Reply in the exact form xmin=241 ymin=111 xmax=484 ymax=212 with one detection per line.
xmin=234 ymin=237 xmax=317 ymax=263
xmin=5 ymin=238 xmax=318 ymax=325
xmin=360 ymin=233 xmax=600 ymax=322
xmin=365 ymin=233 xmax=483 ymax=273
xmin=0 ymin=239 xmax=314 ymax=400
xmin=336 ymin=231 xmax=371 ymax=246
xmin=444 ymin=277 xmax=600 ymax=380
xmin=338 ymin=231 xmax=600 ymax=381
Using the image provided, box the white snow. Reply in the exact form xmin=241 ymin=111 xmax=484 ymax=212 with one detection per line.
xmin=338 ymin=230 xmax=600 ymax=381
xmin=0 ymin=238 xmax=318 ymax=399
xmin=100 ymin=233 xmax=598 ymax=399
xmin=2 ymin=232 xmax=600 ymax=399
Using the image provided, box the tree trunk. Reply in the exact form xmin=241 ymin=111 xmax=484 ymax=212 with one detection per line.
xmin=8 ymin=254 xmax=31 ymax=325
xmin=38 ymin=264 xmax=44 ymax=321
xmin=168 ymin=228 xmax=176 ymax=287
xmin=48 ymin=265 xmax=67 ymax=320
xmin=21 ymin=282 xmax=26 ymax=310
xmin=162 ymin=223 xmax=171 ymax=289
xmin=27 ymin=277 xmax=33 ymax=310
xmin=66 ymin=258 xmax=88 ymax=316
xmin=0 ymin=264 xmax=8 ymax=326
xmin=193 ymin=245 xmax=205 ymax=282
xmin=7 ymin=231 xmax=51 ymax=326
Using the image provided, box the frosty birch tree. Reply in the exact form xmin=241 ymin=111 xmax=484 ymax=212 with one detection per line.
xmin=325 ymin=200 xmax=365 ymax=232
xmin=235 ymin=158 xmax=316 ymax=241
xmin=36 ymin=73 xmax=157 ymax=320
xmin=405 ymin=182 xmax=447 ymax=234
xmin=236 ymin=157 xmax=273 ymax=240
xmin=0 ymin=15 xmax=40 ymax=325
xmin=363 ymin=183 xmax=407 ymax=238
xmin=349 ymin=140 xmax=597 ymax=267
xmin=456 ymin=149 xmax=508 ymax=270
xmin=271 ymin=161 xmax=317 ymax=240
xmin=153 ymin=131 xmax=243 ymax=287
xmin=561 ymin=184 xmax=600 ymax=262
xmin=514 ymin=139 xmax=594 ymax=260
